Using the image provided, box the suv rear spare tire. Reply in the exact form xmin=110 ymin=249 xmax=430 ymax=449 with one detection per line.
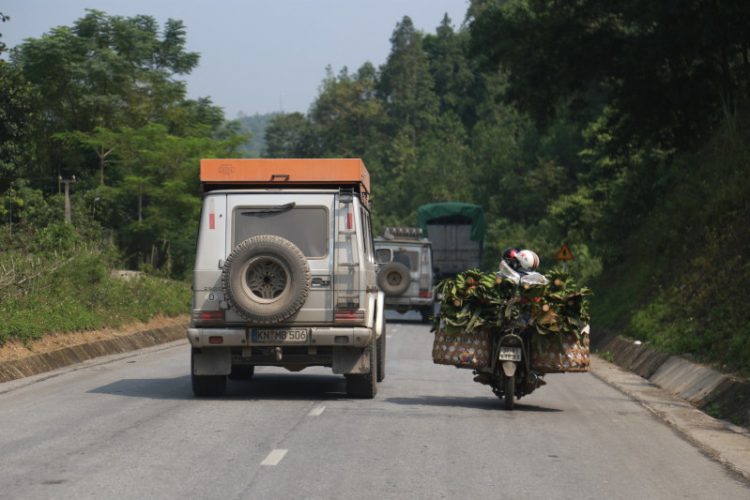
xmin=222 ymin=235 xmax=311 ymax=323
xmin=377 ymin=262 xmax=410 ymax=296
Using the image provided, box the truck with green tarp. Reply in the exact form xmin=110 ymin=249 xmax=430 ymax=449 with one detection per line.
xmin=417 ymin=202 xmax=486 ymax=281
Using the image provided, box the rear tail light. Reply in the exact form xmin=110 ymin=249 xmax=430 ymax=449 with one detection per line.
xmin=193 ymin=310 xmax=225 ymax=323
xmin=419 ymin=291 xmax=433 ymax=298
xmin=208 ymin=336 xmax=224 ymax=344
xmin=335 ymin=310 xmax=364 ymax=323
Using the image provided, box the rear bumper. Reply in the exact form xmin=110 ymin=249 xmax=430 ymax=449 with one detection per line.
xmin=385 ymin=296 xmax=432 ymax=306
xmin=187 ymin=327 xmax=373 ymax=348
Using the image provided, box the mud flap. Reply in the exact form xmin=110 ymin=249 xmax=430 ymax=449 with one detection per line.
xmin=502 ymin=361 xmax=518 ymax=377
xmin=192 ymin=347 xmax=231 ymax=376
xmin=332 ymin=346 xmax=370 ymax=374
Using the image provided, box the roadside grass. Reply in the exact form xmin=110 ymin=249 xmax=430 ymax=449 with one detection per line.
xmin=0 ymin=245 xmax=190 ymax=347
xmin=597 ymin=351 xmax=615 ymax=362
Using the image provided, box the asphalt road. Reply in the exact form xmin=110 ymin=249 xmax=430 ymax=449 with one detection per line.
xmin=1 ymin=312 xmax=748 ymax=500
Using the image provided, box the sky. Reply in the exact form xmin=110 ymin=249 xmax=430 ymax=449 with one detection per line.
xmin=1 ymin=0 xmax=471 ymax=119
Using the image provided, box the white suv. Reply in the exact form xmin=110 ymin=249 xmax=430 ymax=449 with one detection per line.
xmin=188 ymin=159 xmax=385 ymax=398
xmin=374 ymin=227 xmax=434 ymax=323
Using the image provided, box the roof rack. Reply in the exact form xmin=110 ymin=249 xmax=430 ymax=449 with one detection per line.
xmin=382 ymin=227 xmax=424 ymax=240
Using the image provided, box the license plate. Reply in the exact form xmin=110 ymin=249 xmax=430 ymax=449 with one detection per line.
xmin=497 ymin=347 xmax=522 ymax=361
xmin=251 ymin=329 xmax=308 ymax=344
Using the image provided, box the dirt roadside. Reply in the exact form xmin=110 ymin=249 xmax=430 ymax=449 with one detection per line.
xmin=0 ymin=315 xmax=187 ymax=363
xmin=0 ymin=315 xmax=190 ymax=384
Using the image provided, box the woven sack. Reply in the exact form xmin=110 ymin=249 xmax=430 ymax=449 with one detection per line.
xmin=432 ymin=327 xmax=491 ymax=368
xmin=531 ymin=330 xmax=590 ymax=373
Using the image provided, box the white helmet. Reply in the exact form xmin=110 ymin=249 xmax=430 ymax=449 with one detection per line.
xmin=516 ymin=249 xmax=539 ymax=270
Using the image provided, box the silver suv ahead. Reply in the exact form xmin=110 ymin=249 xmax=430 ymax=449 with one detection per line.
xmin=188 ymin=159 xmax=385 ymax=398
xmin=374 ymin=227 xmax=434 ymax=323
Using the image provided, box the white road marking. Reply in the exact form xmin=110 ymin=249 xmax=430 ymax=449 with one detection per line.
xmin=308 ymin=405 xmax=326 ymax=417
xmin=261 ymin=449 xmax=288 ymax=466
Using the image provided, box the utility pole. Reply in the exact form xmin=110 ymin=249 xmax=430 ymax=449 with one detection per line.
xmin=59 ymin=176 xmax=76 ymax=223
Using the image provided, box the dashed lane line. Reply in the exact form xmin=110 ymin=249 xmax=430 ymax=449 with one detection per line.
xmin=308 ymin=405 xmax=326 ymax=417
xmin=261 ymin=405 xmax=326 ymax=467
xmin=261 ymin=449 xmax=288 ymax=466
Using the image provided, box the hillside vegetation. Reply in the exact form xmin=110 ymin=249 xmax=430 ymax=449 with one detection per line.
xmin=592 ymin=119 xmax=750 ymax=374
xmin=0 ymin=223 xmax=189 ymax=347
xmin=1 ymin=3 xmax=749 ymax=376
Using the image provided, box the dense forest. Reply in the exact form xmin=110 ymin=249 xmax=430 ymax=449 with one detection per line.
xmin=1 ymin=2 xmax=749 ymax=375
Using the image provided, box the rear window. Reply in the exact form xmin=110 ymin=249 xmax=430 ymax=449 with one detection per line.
xmin=375 ymin=249 xmax=391 ymax=264
xmin=376 ymin=246 xmax=419 ymax=271
xmin=233 ymin=205 xmax=328 ymax=258
xmin=394 ymin=250 xmax=419 ymax=271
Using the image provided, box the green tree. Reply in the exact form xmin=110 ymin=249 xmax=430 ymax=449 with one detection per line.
xmin=165 ymin=97 xmax=227 ymax=138
xmin=0 ymin=12 xmax=9 ymax=56
xmin=469 ymin=0 xmax=750 ymax=152
xmin=121 ymin=175 xmax=151 ymax=223
xmin=309 ymin=64 xmax=385 ymax=158
xmin=0 ymin=61 xmax=40 ymax=189
xmin=55 ymin=127 xmax=119 ymax=186
xmin=416 ymin=111 xmax=474 ymax=207
xmin=11 ymin=10 xmax=201 ymax=183
xmin=109 ymin=122 xmax=245 ymax=276
xmin=264 ymin=112 xmax=316 ymax=158
xmin=13 ymin=10 xmax=199 ymax=131
xmin=423 ymin=15 xmax=479 ymax=128
xmin=378 ymin=16 xmax=439 ymax=142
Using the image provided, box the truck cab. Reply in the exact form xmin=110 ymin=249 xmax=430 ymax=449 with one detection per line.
xmin=189 ymin=159 xmax=385 ymax=398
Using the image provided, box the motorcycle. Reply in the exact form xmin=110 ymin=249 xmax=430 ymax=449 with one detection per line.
xmin=431 ymin=249 xmax=590 ymax=410
xmin=471 ymin=259 xmax=549 ymax=410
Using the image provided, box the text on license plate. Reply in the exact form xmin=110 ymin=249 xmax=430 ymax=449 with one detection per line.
xmin=252 ymin=329 xmax=308 ymax=343
xmin=497 ymin=347 xmax=522 ymax=361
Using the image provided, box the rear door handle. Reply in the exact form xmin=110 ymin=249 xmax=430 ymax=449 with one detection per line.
xmin=312 ymin=277 xmax=330 ymax=286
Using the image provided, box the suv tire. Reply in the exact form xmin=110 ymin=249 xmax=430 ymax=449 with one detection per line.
xmin=376 ymin=329 xmax=386 ymax=382
xmin=228 ymin=364 xmax=255 ymax=380
xmin=345 ymin=341 xmax=378 ymax=398
xmin=420 ymin=306 xmax=432 ymax=324
xmin=377 ymin=262 xmax=410 ymax=296
xmin=191 ymin=356 xmax=227 ymax=397
xmin=222 ymin=235 xmax=311 ymax=323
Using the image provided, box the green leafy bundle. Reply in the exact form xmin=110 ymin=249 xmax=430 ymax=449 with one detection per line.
xmin=432 ymin=268 xmax=591 ymax=340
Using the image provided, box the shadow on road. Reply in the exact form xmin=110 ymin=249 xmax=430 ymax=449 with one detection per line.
xmin=224 ymin=373 xmax=346 ymax=400
xmin=385 ymin=310 xmax=432 ymax=325
xmin=386 ymin=317 xmax=429 ymax=326
xmin=385 ymin=395 xmax=563 ymax=413
xmin=88 ymin=373 xmax=347 ymax=401
xmin=87 ymin=371 xmax=563 ymax=411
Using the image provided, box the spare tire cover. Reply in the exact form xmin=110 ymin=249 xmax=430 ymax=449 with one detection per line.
xmin=377 ymin=262 xmax=411 ymax=297
xmin=222 ymin=235 xmax=311 ymax=323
